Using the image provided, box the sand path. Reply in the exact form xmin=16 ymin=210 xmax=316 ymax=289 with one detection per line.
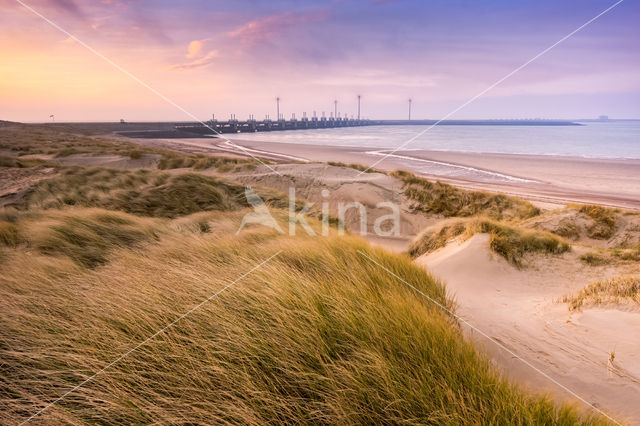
xmin=417 ymin=234 xmax=640 ymax=424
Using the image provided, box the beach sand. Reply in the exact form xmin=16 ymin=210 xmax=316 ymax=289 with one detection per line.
xmin=417 ymin=234 xmax=640 ymax=423
xmin=218 ymin=138 xmax=640 ymax=210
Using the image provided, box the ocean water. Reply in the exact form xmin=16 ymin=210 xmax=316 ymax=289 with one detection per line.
xmin=229 ymin=121 xmax=640 ymax=160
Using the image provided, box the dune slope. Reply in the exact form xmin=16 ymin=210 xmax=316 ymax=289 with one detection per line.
xmin=0 ymin=209 xmax=609 ymax=424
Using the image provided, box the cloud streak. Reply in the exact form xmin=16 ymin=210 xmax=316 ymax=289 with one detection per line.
xmin=229 ymin=10 xmax=327 ymax=46
xmin=167 ymin=49 xmax=219 ymax=70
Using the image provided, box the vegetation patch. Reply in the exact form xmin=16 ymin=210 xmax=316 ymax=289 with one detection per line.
xmin=614 ymin=243 xmax=640 ymax=261
xmin=0 ymin=216 xmax=608 ymax=424
xmin=579 ymin=252 xmax=610 ymax=266
xmin=408 ymin=220 xmax=468 ymax=258
xmin=392 ymin=170 xmax=540 ymax=220
xmin=563 ymin=276 xmax=640 ymax=311
xmin=552 ymin=217 xmax=583 ymax=240
xmin=0 ymin=221 xmax=20 ymax=247
xmin=157 ymin=152 xmax=258 ymax=171
xmin=0 ymin=123 xmax=259 ymax=171
xmin=0 ymin=155 xmax=49 ymax=168
xmin=471 ymin=219 xmax=571 ymax=267
xmin=326 ymin=161 xmax=382 ymax=174
xmin=23 ymin=209 xmax=161 ymax=267
xmin=578 ymin=205 xmax=618 ymax=240
xmin=408 ymin=217 xmax=570 ymax=266
xmin=18 ymin=168 xmax=276 ymax=218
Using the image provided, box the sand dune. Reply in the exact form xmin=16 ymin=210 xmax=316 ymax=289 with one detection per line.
xmin=418 ymin=234 xmax=640 ymax=423
xmin=225 ymin=163 xmax=437 ymax=251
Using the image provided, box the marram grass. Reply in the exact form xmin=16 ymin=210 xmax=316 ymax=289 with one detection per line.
xmin=0 ymin=208 xmax=611 ymax=424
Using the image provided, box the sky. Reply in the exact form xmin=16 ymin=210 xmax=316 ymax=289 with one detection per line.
xmin=1 ymin=0 xmax=639 ymax=122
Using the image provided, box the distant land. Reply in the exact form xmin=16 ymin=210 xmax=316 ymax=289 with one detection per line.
xmin=4 ymin=118 xmax=638 ymax=140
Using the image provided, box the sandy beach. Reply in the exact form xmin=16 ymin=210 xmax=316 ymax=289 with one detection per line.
xmin=139 ymin=136 xmax=640 ymax=210
xmin=235 ymin=139 xmax=640 ymax=210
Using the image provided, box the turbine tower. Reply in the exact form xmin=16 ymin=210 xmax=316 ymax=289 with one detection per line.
xmin=357 ymin=95 xmax=361 ymax=120
xmin=334 ymin=99 xmax=338 ymax=119
xmin=276 ymin=97 xmax=280 ymax=120
xmin=408 ymin=98 xmax=412 ymax=121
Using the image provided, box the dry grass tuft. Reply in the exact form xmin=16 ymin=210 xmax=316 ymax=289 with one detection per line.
xmin=326 ymin=161 xmax=382 ymax=173
xmin=392 ymin=170 xmax=540 ymax=220
xmin=613 ymin=243 xmax=640 ymax=262
xmin=553 ymin=217 xmax=583 ymax=240
xmin=17 ymin=209 xmax=162 ymax=267
xmin=0 ymin=221 xmax=20 ymax=247
xmin=579 ymin=252 xmax=611 ymax=266
xmin=563 ymin=276 xmax=640 ymax=311
xmin=17 ymin=168 xmax=264 ymax=218
xmin=409 ymin=218 xmax=570 ymax=267
xmin=577 ymin=205 xmax=618 ymax=240
xmin=408 ymin=220 xmax=469 ymax=258
xmin=471 ymin=220 xmax=571 ymax=267
xmin=0 ymin=155 xmax=50 ymax=168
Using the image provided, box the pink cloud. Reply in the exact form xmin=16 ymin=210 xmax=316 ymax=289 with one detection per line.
xmin=186 ymin=38 xmax=211 ymax=59
xmin=229 ymin=11 xmax=327 ymax=46
xmin=167 ymin=49 xmax=219 ymax=70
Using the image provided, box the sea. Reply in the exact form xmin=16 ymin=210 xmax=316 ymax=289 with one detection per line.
xmin=228 ymin=121 xmax=640 ymax=159
xmin=227 ymin=121 xmax=639 ymax=183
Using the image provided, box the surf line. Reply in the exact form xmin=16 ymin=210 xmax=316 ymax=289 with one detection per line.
xmin=219 ymin=140 xmax=310 ymax=163
xmin=365 ymin=149 xmax=537 ymax=183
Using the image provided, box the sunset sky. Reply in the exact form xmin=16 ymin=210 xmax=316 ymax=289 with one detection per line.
xmin=1 ymin=0 xmax=638 ymax=122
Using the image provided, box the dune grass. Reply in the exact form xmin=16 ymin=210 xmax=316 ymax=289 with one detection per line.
xmin=472 ymin=220 xmax=571 ymax=267
xmin=392 ymin=170 xmax=540 ymax=220
xmin=614 ymin=243 xmax=640 ymax=261
xmin=326 ymin=161 xmax=382 ymax=173
xmin=579 ymin=252 xmax=611 ymax=266
xmin=0 ymin=122 xmax=260 ymax=171
xmin=408 ymin=219 xmax=469 ymax=258
xmin=15 ymin=167 xmax=291 ymax=218
xmin=552 ymin=217 xmax=583 ymax=241
xmin=0 ymin=221 xmax=20 ymax=247
xmin=563 ymin=276 xmax=640 ymax=311
xmin=0 ymin=208 xmax=609 ymax=424
xmin=577 ymin=205 xmax=618 ymax=240
xmin=409 ymin=218 xmax=570 ymax=267
xmin=22 ymin=209 xmax=162 ymax=267
xmin=0 ymin=155 xmax=50 ymax=168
